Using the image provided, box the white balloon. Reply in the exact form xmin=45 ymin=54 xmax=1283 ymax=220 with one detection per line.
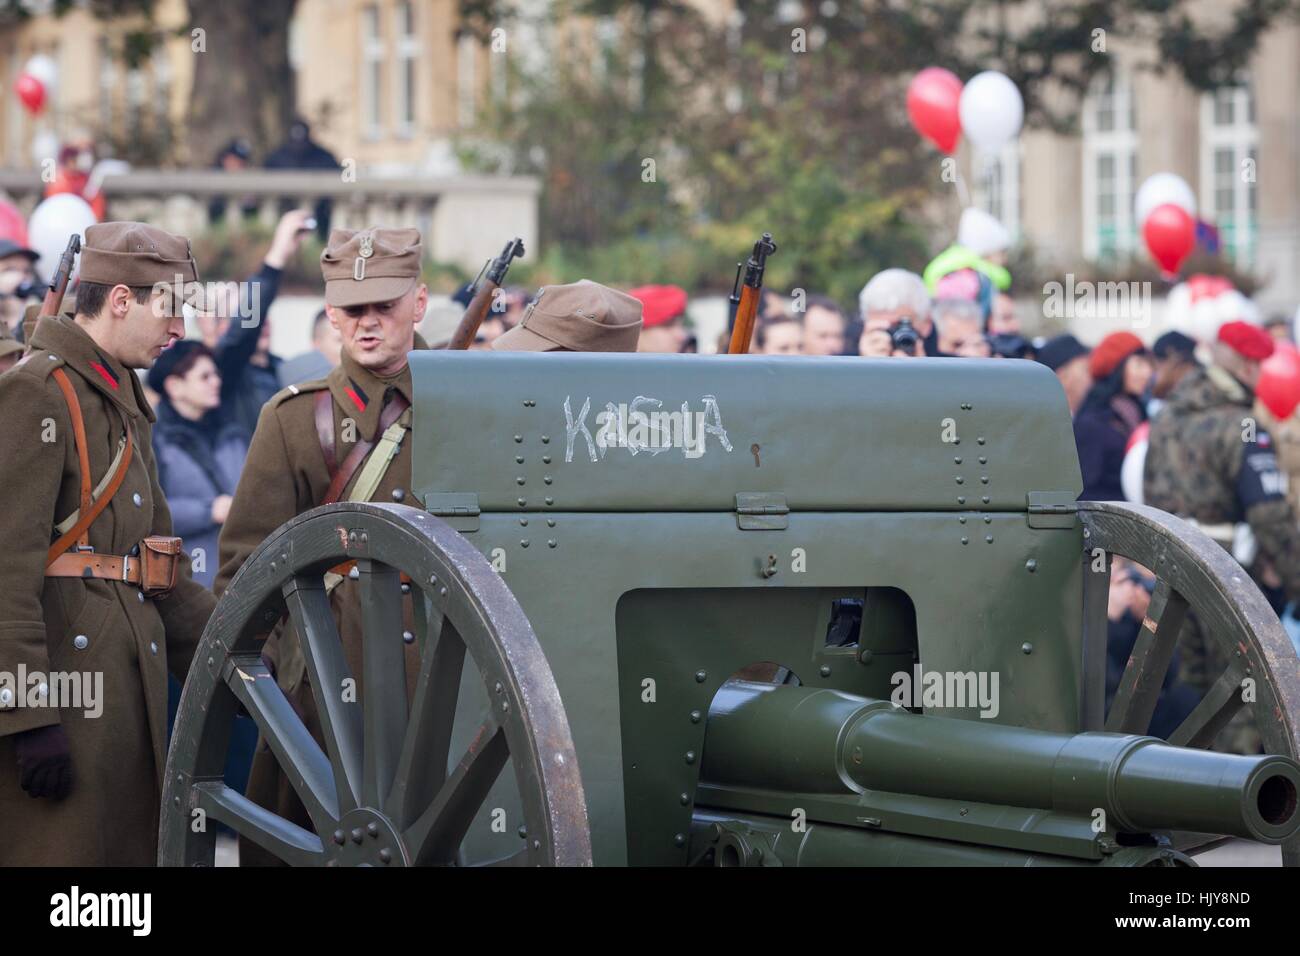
xmin=959 ymin=71 xmax=1024 ymax=153
xmin=1135 ymin=172 xmax=1196 ymax=227
xmin=28 ymin=194 xmax=98 ymax=284
xmin=30 ymin=129 xmax=59 ymax=168
xmin=23 ymin=54 xmax=57 ymax=94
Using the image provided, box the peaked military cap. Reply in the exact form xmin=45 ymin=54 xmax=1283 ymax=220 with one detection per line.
xmin=321 ymin=227 xmax=422 ymax=308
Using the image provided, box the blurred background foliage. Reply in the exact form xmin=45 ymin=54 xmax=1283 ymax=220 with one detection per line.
xmin=455 ymin=0 xmax=1297 ymax=309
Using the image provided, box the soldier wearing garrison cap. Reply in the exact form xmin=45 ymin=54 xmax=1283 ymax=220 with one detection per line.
xmin=216 ymin=239 xmax=641 ymax=863
xmin=0 ymin=221 xmax=216 ymax=864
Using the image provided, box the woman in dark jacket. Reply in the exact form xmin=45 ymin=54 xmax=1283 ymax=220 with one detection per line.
xmin=147 ymin=341 xmax=249 ymax=588
xmin=1074 ymin=331 xmax=1153 ymax=502
xmin=149 ymin=340 xmax=257 ymax=793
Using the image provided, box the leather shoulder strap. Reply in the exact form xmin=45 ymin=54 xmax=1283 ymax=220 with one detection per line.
xmin=50 ymin=369 xmax=92 ymax=524
xmin=315 ymin=389 xmax=337 ymax=477
xmin=46 ymin=369 xmax=134 ymax=565
xmin=322 ymin=392 xmax=411 ymax=505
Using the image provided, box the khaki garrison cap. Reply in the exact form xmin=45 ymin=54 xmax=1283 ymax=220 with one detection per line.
xmin=321 ymin=227 xmax=422 ymax=307
xmin=493 ymin=280 xmax=643 ymax=353
xmin=80 ymin=221 xmax=200 ymax=290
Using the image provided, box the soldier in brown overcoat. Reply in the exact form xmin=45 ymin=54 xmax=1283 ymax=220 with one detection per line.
xmin=0 ymin=222 xmax=215 ymax=865
xmin=215 ymin=227 xmax=642 ymax=864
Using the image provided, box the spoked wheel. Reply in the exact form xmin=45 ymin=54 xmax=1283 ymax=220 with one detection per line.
xmin=159 ymin=502 xmax=591 ymax=867
xmin=1078 ymin=501 xmax=1300 ymax=866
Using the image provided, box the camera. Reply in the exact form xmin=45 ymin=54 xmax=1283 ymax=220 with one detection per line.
xmin=0 ymin=278 xmax=46 ymax=302
xmin=988 ymin=333 xmax=1030 ymax=359
xmin=889 ymin=316 xmax=920 ymax=353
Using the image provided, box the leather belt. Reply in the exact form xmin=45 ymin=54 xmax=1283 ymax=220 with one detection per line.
xmin=46 ymin=551 xmax=141 ymax=585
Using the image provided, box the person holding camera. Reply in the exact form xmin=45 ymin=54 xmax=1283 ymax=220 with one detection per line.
xmin=856 ymin=268 xmax=930 ymax=358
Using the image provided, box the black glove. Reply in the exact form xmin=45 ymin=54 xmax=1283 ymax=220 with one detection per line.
xmin=14 ymin=724 xmax=73 ymax=800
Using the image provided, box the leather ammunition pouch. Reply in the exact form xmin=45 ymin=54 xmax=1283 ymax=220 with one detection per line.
xmin=139 ymin=535 xmax=182 ymax=596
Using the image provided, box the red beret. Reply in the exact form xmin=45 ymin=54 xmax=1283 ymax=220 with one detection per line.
xmin=1217 ymin=320 xmax=1274 ymax=361
xmin=1088 ymin=331 xmax=1146 ymax=380
xmin=628 ymin=284 xmax=687 ymax=328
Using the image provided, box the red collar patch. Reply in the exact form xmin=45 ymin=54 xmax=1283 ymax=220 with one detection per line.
xmin=346 ymin=379 xmax=368 ymax=412
xmin=90 ymin=354 xmax=119 ymax=390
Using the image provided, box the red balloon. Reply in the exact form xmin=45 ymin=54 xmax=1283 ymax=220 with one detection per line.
xmin=0 ymin=200 xmax=27 ymax=246
xmin=907 ymin=67 xmax=963 ymax=155
xmin=1142 ymin=203 xmax=1195 ymax=278
xmin=1258 ymin=342 xmax=1300 ymax=421
xmin=15 ymin=73 xmax=45 ymax=115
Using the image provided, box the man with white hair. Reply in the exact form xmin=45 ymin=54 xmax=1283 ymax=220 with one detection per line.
xmin=857 ymin=268 xmax=931 ymax=357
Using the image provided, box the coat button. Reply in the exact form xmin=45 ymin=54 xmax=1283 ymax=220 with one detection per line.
xmin=137 ymin=591 xmax=145 ymax=603
xmin=74 ymin=635 xmax=89 ymax=650
xmin=0 ymin=688 xmax=12 ymax=707
xmin=132 ymin=492 xmax=142 ymax=507
xmin=391 ymin=488 xmax=405 ymax=502
xmin=150 ymin=641 xmax=158 ymax=655
xmin=130 ymin=544 xmax=140 ymax=557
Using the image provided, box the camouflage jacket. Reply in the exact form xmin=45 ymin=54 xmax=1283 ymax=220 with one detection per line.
xmin=1144 ymin=364 xmax=1300 ymax=601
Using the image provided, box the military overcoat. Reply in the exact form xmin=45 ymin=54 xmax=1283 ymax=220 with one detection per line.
xmin=0 ymin=316 xmax=214 ymax=865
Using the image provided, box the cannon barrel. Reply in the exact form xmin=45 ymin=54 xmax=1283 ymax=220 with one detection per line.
xmin=702 ymin=682 xmax=1300 ymax=844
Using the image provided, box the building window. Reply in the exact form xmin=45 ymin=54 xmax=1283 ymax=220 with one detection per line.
xmin=361 ymin=4 xmax=384 ymax=139
xmin=395 ymin=1 xmax=418 ymax=136
xmin=973 ymin=141 xmax=1020 ymax=244
xmin=1082 ymin=69 xmax=1138 ymax=263
xmin=1200 ymin=81 xmax=1257 ymax=269
xmin=458 ymin=32 xmax=478 ymax=128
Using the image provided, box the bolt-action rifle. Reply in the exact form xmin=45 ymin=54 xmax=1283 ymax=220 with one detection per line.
xmin=449 ymin=237 xmax=526 ymax=350
xmin=726 ymin=232 xmax=777 ymax=354
xmin=41 ymin=234 xmax=82 ymax=317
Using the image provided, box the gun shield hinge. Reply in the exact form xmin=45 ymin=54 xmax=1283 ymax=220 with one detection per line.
xmin=736 ymin=493 xmax=789 ymax=530
xmin=424 ymin=493 xmax=481 ymax=532
xmin=1026 ymin=491 xmax=1077 ymax=529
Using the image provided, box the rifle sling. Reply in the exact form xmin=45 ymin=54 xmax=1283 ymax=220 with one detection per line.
xmin=322 ymin=392 xmax=412 ymax=505
xmin=46 ymin=368 xmax=135 ymax=566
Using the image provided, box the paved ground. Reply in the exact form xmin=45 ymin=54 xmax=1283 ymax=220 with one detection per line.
xmin=1195 ymin=839 xmax=1281 ymax=866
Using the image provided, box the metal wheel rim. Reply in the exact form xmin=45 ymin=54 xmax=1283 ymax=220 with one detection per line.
xmin=159 ymin=502 xmax=591 ymax=867
xmin=1078 ymin=500 xmax=1300 ymax=866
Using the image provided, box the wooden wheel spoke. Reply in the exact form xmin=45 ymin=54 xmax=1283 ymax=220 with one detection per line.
xmin=1168 ymin=665 xmax=1250 ymax=748
xmin=284 ymin=576 xmax=363 ymax=814
xmin=411 ymin=588 xmax=445 ymax=659
xmin=405 ymin=719 xmax=509 ymax=866
xmin=1080 ymin=545 xmax=1112 ymax=731
xmin=224 ymin=655 xmax=339 ymax=832
xmin=194 ymin=781 xmax=326 ymax=867
xmin=357 ymin=559 xmax=409 ymax=809
xmin=386 ymin=616 xmax=466 ymax=828
xmin=1106 ymin=579 xmax=1189 ymax=734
